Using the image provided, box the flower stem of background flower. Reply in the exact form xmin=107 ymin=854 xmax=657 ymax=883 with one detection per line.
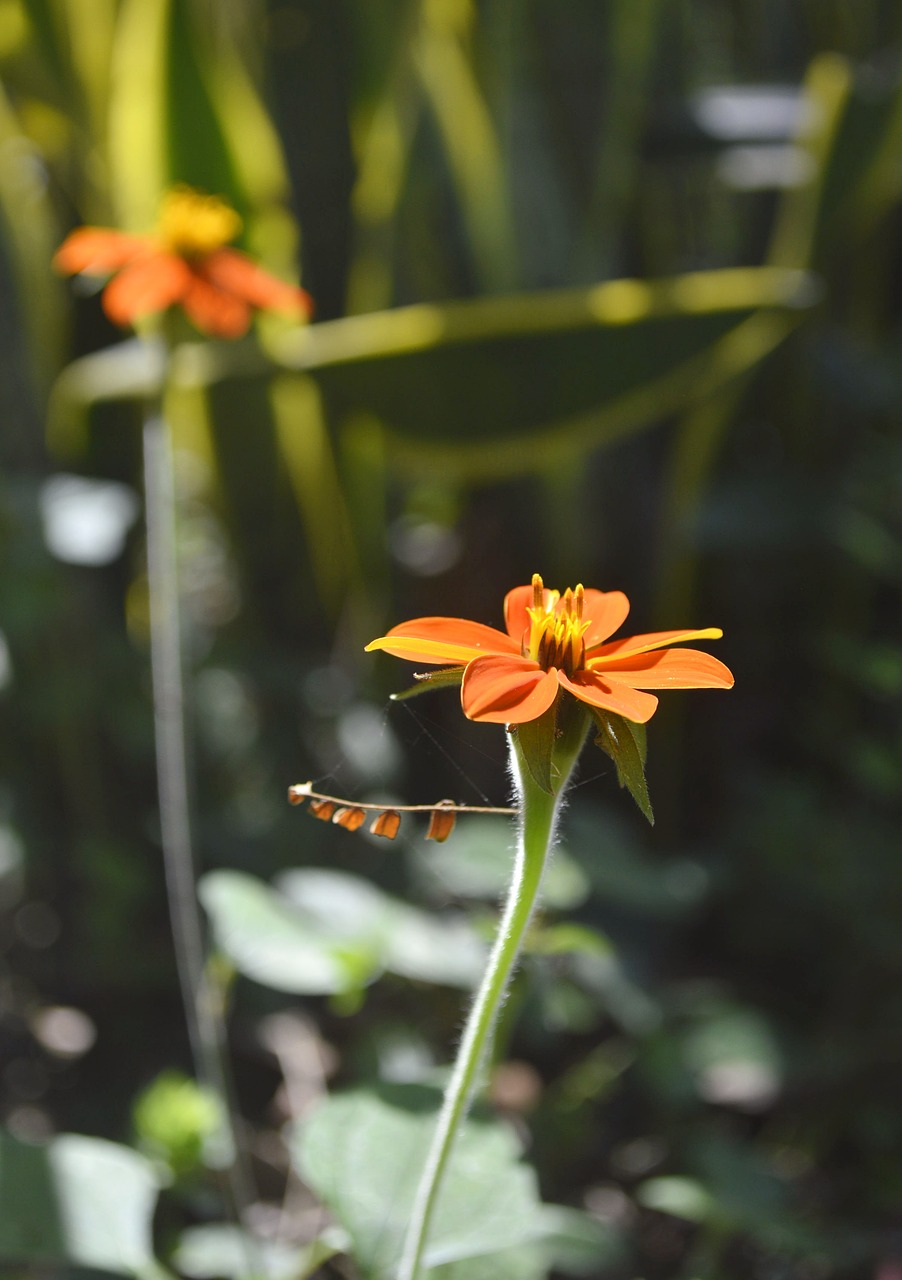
xmin=397 ymin=715 xmax=586 ymax=1280
xmin=143 ymin=401 xmax=257 ymax=1239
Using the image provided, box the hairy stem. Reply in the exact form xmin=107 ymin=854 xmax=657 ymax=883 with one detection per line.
xmin=397 ymin=721 xmax=584 ymax=1280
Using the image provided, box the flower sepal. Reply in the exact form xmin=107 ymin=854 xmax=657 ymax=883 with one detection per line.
xmin=512 ymin=692 xmax=590 ymax=797
xmin=590 ymin=709 xmax=654 ymax=825
xmin=389 ymin=666 xmax=465 ymax=702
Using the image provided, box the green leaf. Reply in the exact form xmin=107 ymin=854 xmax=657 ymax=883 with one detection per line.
xmin=200 ymin=869 xmax=486 ymax=996
xmin=293 ymin=1083 xmax=548 ymax=1278
xmin=172 ymin=1223 xmax=341 ymax=1280
xmin=512 ymin=703 xmax=557 ymax=794
xmin=590 ymin=710 xmax=654 ymax=824
xmin=199 ymin=869 xmax=376 ymax=996
xmin=636 ymin=1175 xmax=714 ymax=1224
xmin=525 ymin=921 xmax=613 ymax=959
xmin=277 ymin=869 xmax=485 ymax=989
xmin=0 ymin=1130 xmax=159 ymax=1275
xmin=428 ymin=1203 xmax=626 ymax=1280
xmin=390 ymin=666 xmax=465 ymax=702
xmin=420 ymin=815 xmax=588 ymax=911
xmin=268 ymin=267 xmax=815 ymax=477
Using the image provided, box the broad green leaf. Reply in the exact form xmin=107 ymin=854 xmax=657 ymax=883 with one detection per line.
xmin=429 ymin=1204 xmax=625 ymax=1279
xmin=277 ymin=868 xmax=486 ymax=989
xmin=268 ymin=266 xmax=815 ymax=477
xmin=200 ymin=869 xmax=486 ymax=996
xmin=199 ymin=869 xmax=372 ymax=996
xmin=530 ymin=1204 xmax=627 ymax=1276
xmin=0 ymin=1130 xmax=159 ymax=1275
xmin=420 ymin=816 xmax=588 ymax=911
xmin=590 ymin=710 xmax=654 ymax=824
xmin=293 ymin=1083 xmax=547 ymax=1278
xmin=173 ymin=1223 xmax=341 ymax=1280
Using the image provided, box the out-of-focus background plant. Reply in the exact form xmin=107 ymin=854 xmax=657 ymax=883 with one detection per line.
xmin=3 ymin=1 xmax=902 ymax=1277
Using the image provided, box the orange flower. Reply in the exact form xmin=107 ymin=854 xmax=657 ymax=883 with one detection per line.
xmin=54 ymin=185 xmax=313 ymax=338
xmin=366 ymin=573 xmax=734 ymax=725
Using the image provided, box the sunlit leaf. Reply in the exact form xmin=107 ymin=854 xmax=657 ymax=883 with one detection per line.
xmin=0 ymin=1130 xmax=159 ymax=1275
xmin=293 ymin=1083 xmax=546 ymax=1278
xmin=590 ymin=709 xmax=654 ymax=824
xmin=268 ymin=266 xmax=815 ymax=478
xmin=199 ymin=869 xmax=373 ymax=996
xmin=419 ymin=816 xmax=589 ymax=911
xmin=200 ymin=869 xmax=486 ymax=996
xmin=173 ymin=1223 xmax=341 ymax=1280
xmin=277 ymin=868 xmax=486 ymax=988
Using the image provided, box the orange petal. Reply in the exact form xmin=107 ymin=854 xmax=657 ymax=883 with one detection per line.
xmin=595 ymin=648 xmax=734 ymax=689
xmin=181 ymin=270 xmax=251 ymax=337
xmin=366 ymin=617 xmax=517 ymax=666
xmin=53 ymin=227 xmax=151 ymax=275
xmin=503 ymin=583 xmax=552 ymax=643
xmin=199 ymin=249 xmax=313 ymax=316
xmin=580 ymin=590 xmax=631 ymax=648
xmin=101 ymin=252 xmax=191 ymax=326
xmin=589 ymin=627 xmax=723 ymax=663
xmin=462 ymin=655 xmax=558 ymax=723
xmin=557 ymin=669 xmax=659 ymax=723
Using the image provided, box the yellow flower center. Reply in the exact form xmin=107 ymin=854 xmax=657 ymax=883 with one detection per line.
xmin=155 ymin=185 xmax=242 ymax=257
xmin=525 ymin=573 xmax=590 ymax=677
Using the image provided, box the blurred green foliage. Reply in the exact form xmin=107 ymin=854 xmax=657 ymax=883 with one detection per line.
xmin=3 ymin=1 xmax=902 ymax=1277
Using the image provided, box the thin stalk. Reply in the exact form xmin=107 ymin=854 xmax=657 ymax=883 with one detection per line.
xmin=143 ymin=409 xmax=257 ymax=1235
xmin=397 ymin=723 xmax=584 ymax=1280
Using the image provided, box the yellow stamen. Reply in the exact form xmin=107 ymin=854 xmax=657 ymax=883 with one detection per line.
xmin=525 ymin=574 xmax=590 ymax=675
xmin=156 ymin=185 xmax=242 ymax=257
xmin=532 ymin=572 xmax=544 ymax=610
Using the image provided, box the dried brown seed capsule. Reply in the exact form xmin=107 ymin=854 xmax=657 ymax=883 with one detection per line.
xmin=370 ymin=810 xmax=401 ymax=839
xmin=308 ymin=799 xmax=336 ymax=821
xmin=333 ymin=806 xmax=366 ymax=832
xmin=426 ymin=803 xmax=456 ymax=843
xmin=287 ymin=786 xmax=306 ymax=806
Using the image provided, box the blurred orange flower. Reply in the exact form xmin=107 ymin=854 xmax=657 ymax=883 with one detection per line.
xmin=54 ymin=185 xmax=312 ymax=338
xmin=367 ymin=573 xmax=734 ymax=725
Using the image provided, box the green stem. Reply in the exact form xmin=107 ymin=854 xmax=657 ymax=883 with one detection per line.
xmin=397 ymin=720 xmax=584 ymax=1280
xmin=143 ymin=402 xmax=258 ymax=1243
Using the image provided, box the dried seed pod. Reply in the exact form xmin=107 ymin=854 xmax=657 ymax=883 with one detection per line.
xmin=369 ymin=809 xmax=401 ymax=839
xmin=333 ymin=806 xmax=366 ymax=832
xmin=426 ymin=803 xmax=456 ymax=843
xmin=308 ymin=799 xmax=336 ymax=821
